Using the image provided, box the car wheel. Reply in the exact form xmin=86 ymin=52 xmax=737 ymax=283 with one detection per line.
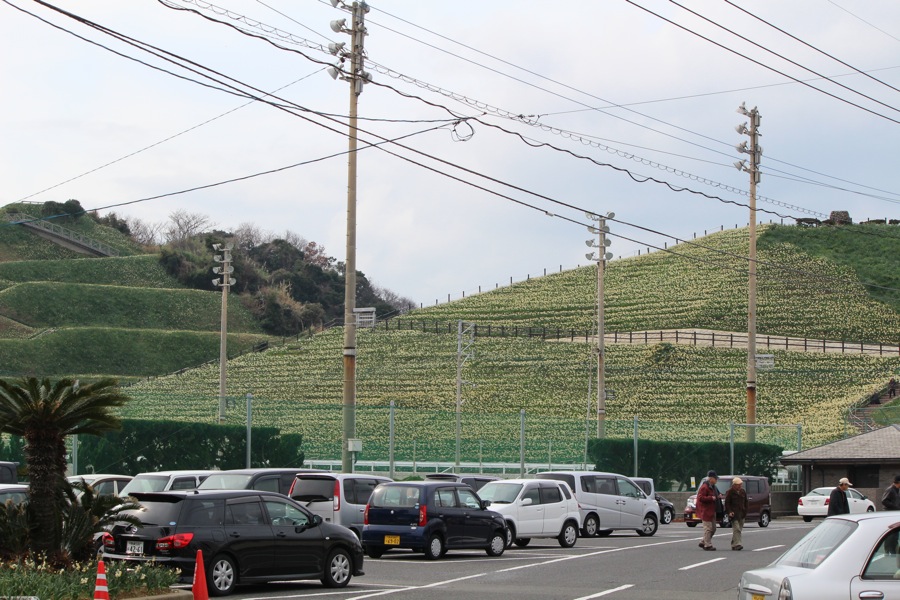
xmin=424 ymin=534 xmax=444 ymax=560
xmin=365 ymin=545 xmax=384 ymax=559
xmin=661 ymin=507 xmax=674 ymax=525
xmin=558 ymin=522 xmax=578 ymax=548
xmin=597 ymin=529 xmax=613 ymax=537
xmin=582 ymin=514 xmax=599 ymax=537
xmin=866 ymin=506 xmax=875 ymax=512
xmin=637 ymin=513 xmax=658 ymax=537
xmin=207 ymin=554 xmax=237 ymax=597
xmin=514 ymin=538 xmax=531 ymax=547
xmin=322 ymin=548 xmax=352 ymax=588
xmin=758 ymin=511 xmax=771 ymax=528
xmin=486 ymin=531 xmax=506 ymax=557
xmin=802 ymin=516 xmax=813 ymax=523
xmin=686 ymin=522 xmax=698 ymax=528
xmin=505 ymin=522 xmax=516 ymax=548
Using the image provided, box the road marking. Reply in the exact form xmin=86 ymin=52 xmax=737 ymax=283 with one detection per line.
xmin=753 ymin=544 xmax=784 ymax=552
xmin=678 ymin=557 xmax=726 ymax=570
xmin=572 ymin=584 xmax=635 ymax=599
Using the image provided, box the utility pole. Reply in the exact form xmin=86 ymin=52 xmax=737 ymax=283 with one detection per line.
xmin=455 ymin=320 xmax=474 ymax=467
xmin=586 ymin=212 xmax=614 ymax=438
xmin=329 ymin=1 xmax=371 ymax=473
xmin=212 ymin=243 xmax=235 ymax=424
xmin=735 ymin=103 xmax=762 ymax=442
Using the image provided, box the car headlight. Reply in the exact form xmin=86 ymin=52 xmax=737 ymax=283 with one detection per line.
xmin=778 ymin=578 xmax=792 ymax=600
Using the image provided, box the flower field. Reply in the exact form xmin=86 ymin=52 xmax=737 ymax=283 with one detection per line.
xmin=0 ymin=254 xmax=179 ymax=288
xmin=125 ymin=327 xmax=900 ymax=463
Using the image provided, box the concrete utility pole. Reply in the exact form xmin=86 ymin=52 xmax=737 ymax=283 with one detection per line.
xmin=329 ymin=1 xmax=370 ymax=473
xmin=735 ymin=103 xmax=762 ymax=442
xmin=213 ymin=243 xmax=235 ymax=424
xmin=455 ymin=320 xmax=475 ymax=467
xmin=586 ymin=212 xmax=614 ymax=438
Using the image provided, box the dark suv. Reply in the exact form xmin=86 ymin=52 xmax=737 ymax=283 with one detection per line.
xmin=199 ymin=468 xmax=323 ymax=496
xmin=102 ymin=489 xmax=364 ymax=596
xmin=683 ymin=475 xmax=771 ymax=528
xmin=362 ymin=481 xmax=507 ymax=560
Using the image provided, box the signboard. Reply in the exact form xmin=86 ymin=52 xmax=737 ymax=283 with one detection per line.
xmin=756 ymin=354 xmax=775 ymax=370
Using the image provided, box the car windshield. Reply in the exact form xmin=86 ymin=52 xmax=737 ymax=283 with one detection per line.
xmin=807 ymin=488 xmax=830 ymax=497
xmin=198 ymin=474 xmax=253 ymax=490
xmin=477 ymin=482 xmax=523 ymax=504
xmin=774 ymin=519 xmax=857 ymax=569
xmin=121 ymin=475 xmax=169 ymax=495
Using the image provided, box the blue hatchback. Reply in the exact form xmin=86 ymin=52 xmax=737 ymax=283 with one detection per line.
xmin=362 ymin=481 xmax=507 ymax=560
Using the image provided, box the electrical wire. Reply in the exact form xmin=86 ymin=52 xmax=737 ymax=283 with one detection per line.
xmin=826 ymin=0 xmax=900 ymax=44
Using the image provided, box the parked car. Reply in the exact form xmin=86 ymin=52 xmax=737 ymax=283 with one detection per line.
xmin=119 ymin=470 xmax=214 ymax=496
xmin=290 ymin=473 xmax=392 ymax=538
xmin=361 ymin=481 xmax=507 ymax=560
xmin=67 ymin=474 xmax=133 ymax=498
xmin=0 ymin=461 xmax=18 ymax=484
xmin=199 ymin=468 xmax=322 ymax=496
xmin=535 ymin=471 xmax=660 ymax=537
xmin=101 ymin=489 xmax=364 ymax=596
xmin=738 ymin=512 xmax=900 ymax=599
xmin=684 ymin=475 xmax=771 ymax=528
xmin=632 ymin=477 xmax=676 ymax=525
xmin=0 ymin=483 xmax=28 ymax=505
xmin=476 ymin=478 xmax=581 ymax=548
xmin=797 ymin=486 xmax=876 ymax=522
xmin=423 ymin=473 xmax=500 ymax=491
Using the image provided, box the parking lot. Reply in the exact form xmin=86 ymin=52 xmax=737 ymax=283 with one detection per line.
xmin=195 ymin=519 xmax=815 ymax=600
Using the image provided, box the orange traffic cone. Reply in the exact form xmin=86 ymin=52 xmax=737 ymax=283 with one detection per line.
xmin=192 ymin=549 xmax=209 ymax=600
xmin=93 ymin=560 xmax=109 ymax=600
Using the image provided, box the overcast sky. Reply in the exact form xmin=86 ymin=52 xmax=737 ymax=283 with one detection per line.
xmin=1 ymin=0 xmax=898 ymax=304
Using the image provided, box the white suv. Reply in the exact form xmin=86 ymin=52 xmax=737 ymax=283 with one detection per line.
xmin=476 ymin=479 xmax=581 ymax=548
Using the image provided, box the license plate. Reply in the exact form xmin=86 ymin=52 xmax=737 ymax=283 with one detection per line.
xmin=126 ymin=540 xmax=144 ymax=555
xmin=752 ymin=595 xmax=764 ymax=600
xmin=384 ymin=535 xmax=400 ymax=545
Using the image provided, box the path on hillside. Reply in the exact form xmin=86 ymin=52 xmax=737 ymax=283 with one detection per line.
xmin=550 ymin=328 xmax=900 ymax=356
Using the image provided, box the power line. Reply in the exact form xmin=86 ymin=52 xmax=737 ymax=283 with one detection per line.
xmin=826 ymin=0 xmax=900 ymax=43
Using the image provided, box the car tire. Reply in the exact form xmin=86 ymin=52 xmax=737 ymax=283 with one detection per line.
xmin=505 ymin=522 xmax=516 ymax=548
xmin=558 ymin=522 xmax=578 ymax=548
xmin=207 ymin=554 xmax=237 ymax=597
xmin=597 ymin=529 xmax=613 ymax=537
xmin=582 ymin=514 xmax=600 ymax=538
xmin=686 ymin=522 xmax=698 ymax=528
xmin=661 ymin=507 xmax=674 ymax=525
xmin=514 ymin=538 xmax=531 ymax=547
xmin=866 ymin=506 xmax=875 ymax=512
xmin=758 ymin=511 xmax=771 ymax=528
xmin=486 ymin=531 xmax=506 ymax=557
xmin=365 ymin=545 xmax=385 ymax=559
xmin=802 ymin=516 xmax=813 ymax=523
xmin=424 ymin=534 xmax=444 ymax=560
xmin=637 ymin=513 xmax=658 ymax=537
xmin=322 ymin=548 xmax=352 ymax=588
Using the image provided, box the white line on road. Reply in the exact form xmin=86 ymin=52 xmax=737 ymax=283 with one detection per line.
xmin=572 ymin=584 xmax=635 ymax=599
xmin=678 ymin=557 xmax=726 ymax=571
xmin=753 ymin=545 xmax=784 ymax=552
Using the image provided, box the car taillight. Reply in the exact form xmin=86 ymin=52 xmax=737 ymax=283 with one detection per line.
xmin=363 ymin=504 xmax=369 ymax=525
xmin=102 ymin=532 xmax=114 ymax=548
xmin=288 ymin=479 xmax=296 ymax=496
xmin=824 ymin=498 xmax=830 ymax=505
xmin=334 ymin=479 xmax=341 ymax=511
xmin=798 ymin=498 xmax=803 ymax=505
xmin=156 ymin=533 xmax=194 ymax=551
xmin=418 ymin=504 xmax=427 ymax=526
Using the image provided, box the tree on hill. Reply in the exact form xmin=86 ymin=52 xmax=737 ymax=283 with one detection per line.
xmin=0 ymin=377 xmax=128 ymax=560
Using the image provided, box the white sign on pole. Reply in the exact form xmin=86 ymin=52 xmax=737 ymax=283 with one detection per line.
xmin=756 ymin=354 xmax=775 ymax=370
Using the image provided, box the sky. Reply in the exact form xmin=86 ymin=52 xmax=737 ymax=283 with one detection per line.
xmin=1 ymin=0 xmax=898 ymax=306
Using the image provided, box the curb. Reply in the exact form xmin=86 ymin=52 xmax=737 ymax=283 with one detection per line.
xmin=125 ymin=589 xmax=193 ymax=600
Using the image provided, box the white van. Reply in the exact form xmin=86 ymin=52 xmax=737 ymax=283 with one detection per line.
xmin=119 ymin=470 xmax=214 ymax=496
xmin=535 ymin=471 xmax=660 ymax=537
xmin=289 ymin=473 xmax=392 ymax=538
xmin=477 ymin=478 xmax=581 ymax=548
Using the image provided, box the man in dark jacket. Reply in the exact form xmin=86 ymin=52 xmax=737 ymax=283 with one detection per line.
xmin=827 ymin=477 xmax=852 ymax=516
xmin=882 ymin=475 xmax=900 ymax=511
xmin=697 ymin=470 xmax=721 ymax=550
xmin=724 ymin=477 xmax=749 ymax=551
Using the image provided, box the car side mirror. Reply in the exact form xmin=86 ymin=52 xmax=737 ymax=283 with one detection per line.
xmin=312 ymin=514 xmax=323 ymax=526
xmin=481 ymin=500 xmax=491 ymax=509
xmin=521 ymin=497 xmax=533 ymax=506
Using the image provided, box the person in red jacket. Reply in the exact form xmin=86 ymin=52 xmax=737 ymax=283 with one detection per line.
xmin=697 ymin=470 xmax=721 ymax=551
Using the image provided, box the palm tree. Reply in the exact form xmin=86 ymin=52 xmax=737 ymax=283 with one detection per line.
xmin=0 ymin=377 xmax=127 ymax=559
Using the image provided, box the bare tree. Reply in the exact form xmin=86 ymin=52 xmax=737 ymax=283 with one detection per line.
xmin=374 ymin=284 xmax=416 ymax=313
xmin=233 ymin=222 xmax=272 ymax=252
xmin=128 ymin=218 xmax=165 ymax=246
xmin=281 ymin=230 xmax=307 ymax=252
xmin=164 ymin=210 xmax=214 ymax=245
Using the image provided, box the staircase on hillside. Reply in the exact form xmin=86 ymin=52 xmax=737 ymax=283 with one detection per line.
xmin=850 ymin=386 xmax=896 ymax=433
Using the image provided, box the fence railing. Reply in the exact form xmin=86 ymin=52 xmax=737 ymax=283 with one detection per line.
xmin=7 ymin=212 xmax=119 ymax=256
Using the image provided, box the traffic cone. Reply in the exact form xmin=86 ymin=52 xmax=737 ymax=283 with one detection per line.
xmin=192 ymin=549 xmax=209 ymax=600
xmin=93 ymin=560 xmax=109 ymax=600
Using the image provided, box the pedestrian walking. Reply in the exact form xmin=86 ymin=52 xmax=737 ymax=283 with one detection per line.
xmin=697 ymin=470 xmax=721 ymax=551
xmin=890 ymin=377 xmax=897 ymax=399
xmin=827 ymin=477 xmax=852 ymax=516
xmin=724 ymin=477 xmax=748 ymax=551
xmin=882 ymin=475 xmax=900 ymax=511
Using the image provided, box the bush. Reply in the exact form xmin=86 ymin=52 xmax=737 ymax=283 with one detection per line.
xmin=0 ymin=558 xmax=178 ymax=599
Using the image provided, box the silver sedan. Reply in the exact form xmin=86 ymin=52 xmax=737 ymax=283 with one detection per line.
xmin=738 ymin=512 xmax=899 ymax=600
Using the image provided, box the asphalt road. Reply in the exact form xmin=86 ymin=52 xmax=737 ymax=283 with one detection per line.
xmin=180 ymin=519 xmax=816 ymax=600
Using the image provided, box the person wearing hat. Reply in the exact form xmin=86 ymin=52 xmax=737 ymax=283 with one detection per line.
xmin=696 ymin=470 xmax=722 ymax=550
xmin=827 ymin=477 xmax=852 ymax=516
xmin=882 ymin=475 xmax=900 ymax=511
xmin=724 ymin=477 xmax=748 ymax=550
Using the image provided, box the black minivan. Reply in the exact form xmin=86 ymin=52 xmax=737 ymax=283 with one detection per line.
xmin=102 ymin=489 xmax=364 ymax=596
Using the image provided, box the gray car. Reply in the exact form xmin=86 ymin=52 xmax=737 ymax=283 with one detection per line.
xmin=738 ymin=512 xmax=900 ymax=599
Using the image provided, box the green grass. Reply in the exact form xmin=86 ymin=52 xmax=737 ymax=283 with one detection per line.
xmin=0 ymin=282 xmax=261 ymax=331
xmin=0 ymin=254 xmax=180 ymax=288
xmin=0 ymin=219 xmax=82 ymax=262
xmin=0 ymin=327 xmax=270 ymax=377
